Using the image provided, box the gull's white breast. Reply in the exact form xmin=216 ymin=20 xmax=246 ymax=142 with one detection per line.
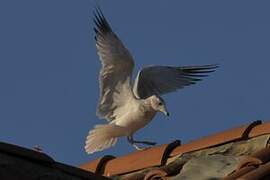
xmin=113 ymin=99 xmax=156 ymax=135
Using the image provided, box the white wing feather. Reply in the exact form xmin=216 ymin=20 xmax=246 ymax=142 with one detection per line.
xmin=94 ymin=9 xmax=135 ymax=121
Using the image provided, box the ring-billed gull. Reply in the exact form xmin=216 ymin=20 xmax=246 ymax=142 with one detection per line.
xmin=85 ymin=8 xmax=218 ymax=154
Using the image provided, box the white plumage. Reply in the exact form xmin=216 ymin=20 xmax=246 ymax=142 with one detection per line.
xmin=85 ymin=8 xmax=218 ymax=154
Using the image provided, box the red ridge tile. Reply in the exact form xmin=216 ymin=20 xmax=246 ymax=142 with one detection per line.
xmin=80 ymin=155 xmax=115 ymax=174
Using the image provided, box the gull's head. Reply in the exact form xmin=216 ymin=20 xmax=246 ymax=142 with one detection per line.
xmin=149 ymin=95 xmax=169 ymax=116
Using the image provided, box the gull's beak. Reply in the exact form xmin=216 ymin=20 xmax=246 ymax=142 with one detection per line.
xmin=164 ymin=111 xmax=170 ymax=117
xmin=160 ymin=107 xmax=170 ymax=117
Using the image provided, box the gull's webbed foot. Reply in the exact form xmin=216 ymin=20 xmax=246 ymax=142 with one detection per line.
xmin=132 ymin=143 xmax=145 ymax=151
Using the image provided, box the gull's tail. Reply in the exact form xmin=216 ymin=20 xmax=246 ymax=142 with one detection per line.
xmin=85 ymin=124 xmax=126 ymax=154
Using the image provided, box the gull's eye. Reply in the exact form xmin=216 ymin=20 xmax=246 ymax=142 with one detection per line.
xmin=158 ymin=102 xmax=162 ymax=106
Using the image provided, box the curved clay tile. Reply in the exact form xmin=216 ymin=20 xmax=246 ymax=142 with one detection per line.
xmin=80 ymin=155 xmax=115 ymax=174
xmin=80 ymin=140 xmax=180 ymax=176
xmin=80 ymin=120 xmax=270 ymax=178
xmin=249 ymin=121 xmax=270 ymax=137
xmin=223 ymin=166 xmax=257 ymax=180
xmin=235 ymin=147 xmax=270 ymax=171
xmin=103 ymin=140 xmax=180 ymax=176
xmin=170 ymin=120 xmax=265 ymax=157
xmin=143 ymin=169 xmax=168 ymax=180
xmin=238 ymin=162 xmax=270 ymax=180
xmin=224 ymin=147 xmax=270 ymax=179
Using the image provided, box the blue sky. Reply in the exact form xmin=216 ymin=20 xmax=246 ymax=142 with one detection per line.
xmin=1 ymin=0 xmax=270 ymax=166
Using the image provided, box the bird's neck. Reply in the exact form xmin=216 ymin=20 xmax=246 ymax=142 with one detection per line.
xmin=143 ymin=98 xmax=155 ymax=112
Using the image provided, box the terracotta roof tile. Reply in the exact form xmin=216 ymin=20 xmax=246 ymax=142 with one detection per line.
xmin=237 ymin=162 xmax=270 ymax=180
xmin=143 ymin=169 xmax=168 ymax=180
xmin=80 ymin=120 xmax=270 ymax=179
xmin=224 ymin=146 xmax=270 ymax=180
xmin=236 ymin=147 xmax=270 ymax=171
xmin=104 ymin=140 xmax=180 ymax=176
xmin=80 ymin=155 xmax=116 ymax=174
xmin=80 ymin=140 xmax=180 ymax=176
xmin=223 ymin=166 xmax=257 ymax=180
xmin=171 ymin=120 xmax=263 ymax=156
xmin=249 ymin=121 xmax=270 ymax=137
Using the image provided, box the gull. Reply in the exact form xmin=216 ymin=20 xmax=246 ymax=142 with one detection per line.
xmin=85 ymin=8 xmax=218 ymax=154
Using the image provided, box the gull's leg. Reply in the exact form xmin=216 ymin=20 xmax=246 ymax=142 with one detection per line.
xmin=127 ymin=135 xmax=144 ymax=150
xmin=132 ymin=139 xmax=157 ymax=146
xmin=129 ymin=135 xmax=157 ymax=146
xmin=127 ymin=135 xmax=157 ymax=151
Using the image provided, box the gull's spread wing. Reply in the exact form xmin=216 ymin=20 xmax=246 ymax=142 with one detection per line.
xmin=94 ymin=8 xmax=135 ymax=121
xmin=133 ymin=64 xmax=218 ymax=99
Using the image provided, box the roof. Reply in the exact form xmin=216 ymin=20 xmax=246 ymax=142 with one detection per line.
xmin=0 ymin=141 xmax=110 ymax=180
xmin=80 ymin=120 xmax=270 ymax=179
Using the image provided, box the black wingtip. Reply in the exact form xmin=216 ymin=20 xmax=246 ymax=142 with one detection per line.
xmin=181 ymin=64 xmax=219 ymax=73
xmin=205 ymin=64 xmax=219 ymax=70
xmin=179 ymin=64 xmax=219 ymax=81
xmin=93 ymin=7 xmax=112 ymax=38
